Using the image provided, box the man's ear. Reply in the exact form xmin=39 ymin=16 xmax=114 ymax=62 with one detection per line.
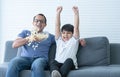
xmin=32 ymin=22 xmax=34 ymax=25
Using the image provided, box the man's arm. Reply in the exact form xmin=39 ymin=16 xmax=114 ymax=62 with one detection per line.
xmin=55 ymin=6 xmax=62 ymax=40
xmin=73 ymin=6 xmax=79 ymax=39
xmin=12 ymin=37 xmax=28 ymax=48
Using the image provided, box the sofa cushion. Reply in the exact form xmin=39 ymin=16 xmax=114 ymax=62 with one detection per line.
xmin=77 ymin=37 xmax=110 ymax=67
xmin=0 ymin=62 xmax=8 ymax=77
xmin=67 ymin=66 xmax=110 ymax=77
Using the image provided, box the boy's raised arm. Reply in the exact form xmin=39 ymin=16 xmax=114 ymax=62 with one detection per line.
xmin=55 ymin=6 xmax=63 ymax=39
xmin=73 ymin=6 xmax=80 ymax=39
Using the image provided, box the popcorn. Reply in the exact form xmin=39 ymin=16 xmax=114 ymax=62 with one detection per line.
xmin=27 ymin=27 xmax=48 ymax=42
xmin=35 ymin=33 xmax=48 ymax=40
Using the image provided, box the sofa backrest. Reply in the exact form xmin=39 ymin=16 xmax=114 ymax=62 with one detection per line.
xmin=77 ymin=37 xmax=110 ymax=66
xmin=3 ymin=37 xmax=120 ymax=65
xmin=48 ymin=36 xmax=111 ymax=67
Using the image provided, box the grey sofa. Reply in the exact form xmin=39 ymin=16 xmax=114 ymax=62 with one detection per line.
xmin=0 ymin=36 xmax=120 ymax=77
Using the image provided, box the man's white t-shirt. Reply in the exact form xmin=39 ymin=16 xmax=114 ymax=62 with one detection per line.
xmin=55 ymin=37 xmax=79 ymax=69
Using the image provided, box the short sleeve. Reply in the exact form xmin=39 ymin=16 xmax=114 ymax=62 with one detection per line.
xmin=18 ymin=30 xmax=31 ymax=38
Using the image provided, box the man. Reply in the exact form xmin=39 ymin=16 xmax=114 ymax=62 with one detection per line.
xmin=6 ymin=13 xmax=55 ymax=77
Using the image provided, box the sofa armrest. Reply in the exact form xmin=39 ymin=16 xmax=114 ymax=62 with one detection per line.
xmin=110 ymin=43 xmax=120 ymax=64
xmin=3 ymin=41 xmax=18 ymax=62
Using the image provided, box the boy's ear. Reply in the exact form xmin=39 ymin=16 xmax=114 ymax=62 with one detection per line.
xmin=45 ymin=24 xmax=47 ymax=26
xmin=44 ymin=23 xmax=47 ymax=27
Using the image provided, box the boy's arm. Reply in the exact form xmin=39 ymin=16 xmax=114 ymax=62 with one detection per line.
xmin=55 ymin=6 xmax=62 ymax=39
xmin=73 ymin=6 xmax=80 ymax=39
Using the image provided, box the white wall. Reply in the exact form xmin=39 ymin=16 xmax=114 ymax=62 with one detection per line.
xmin=0 ymin=0 xmax=120 ymax=63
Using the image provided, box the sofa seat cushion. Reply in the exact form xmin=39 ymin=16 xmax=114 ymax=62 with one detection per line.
xmin=68 ymin=66 xmax=109 ymax=77
xmin=108 ymin=64 xmax=120 ymax=77
xmin=20 ymin=70 xmax=50 ymax=77
xmin=77 ymin=37 xmax=110 ymax=66
xmin=0 ymin=62 xmax=8 ymax=77
xmin=0 ymin=62 xmax=8 ymax=68
xmin=68 ymin=66 xmax=120 ymax=77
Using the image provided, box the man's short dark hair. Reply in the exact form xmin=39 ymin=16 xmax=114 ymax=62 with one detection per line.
xmin=33 ymin=13 xmax=47 ymax=24
xmin=61 ymin=24 xmax=74 ymax=33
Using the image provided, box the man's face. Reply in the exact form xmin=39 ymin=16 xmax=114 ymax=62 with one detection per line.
xmin=33 ymin=15 xmax=46 ymax=32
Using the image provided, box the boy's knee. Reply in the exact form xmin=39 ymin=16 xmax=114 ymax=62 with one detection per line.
xmin=61 ymin=71 xmax=67 ymax=77
xmin=65 ymin=58 xmax=73 ymax=63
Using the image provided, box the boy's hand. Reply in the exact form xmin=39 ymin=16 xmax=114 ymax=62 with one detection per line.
xmin=72 ymin=6 xmax=79 ymax=15
xmin=80 ymin=39 xmax=86 ymax=47
xmin=56 ymin=6 xmax=63 ymax=14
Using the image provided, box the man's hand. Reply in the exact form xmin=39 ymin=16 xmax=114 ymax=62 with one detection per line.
xmin=25 ymin=35 xmax=36 ymax=42
xmin=26 ymin=33 xmax=48 ymax=42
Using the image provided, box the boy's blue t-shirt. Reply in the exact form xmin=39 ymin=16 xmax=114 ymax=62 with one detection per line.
xmin=18 ymin=30 xmax=55 ymax=60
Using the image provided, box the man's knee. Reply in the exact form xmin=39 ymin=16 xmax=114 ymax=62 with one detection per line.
xmin=32 ymin=58 xmax=47 ymax=69
xmin=9 ymin=57 xmax=21 ymax=67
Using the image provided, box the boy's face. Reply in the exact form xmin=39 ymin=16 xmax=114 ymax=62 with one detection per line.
xmin=32 ymin=15 xmax=46 ymax=32
xmin=61 ymin=30 xmax=73 ymax=42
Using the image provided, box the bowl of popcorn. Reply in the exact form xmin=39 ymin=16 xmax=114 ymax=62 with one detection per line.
xmin=26 ymin=27 xmax=48 ymax=42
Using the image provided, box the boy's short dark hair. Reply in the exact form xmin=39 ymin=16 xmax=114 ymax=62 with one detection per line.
xmin=61 ymin=24 xmax=74 ymax=33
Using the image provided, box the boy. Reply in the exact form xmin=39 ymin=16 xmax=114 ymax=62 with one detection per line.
xmin=50 ymin=6 xmax=80 ymax=77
